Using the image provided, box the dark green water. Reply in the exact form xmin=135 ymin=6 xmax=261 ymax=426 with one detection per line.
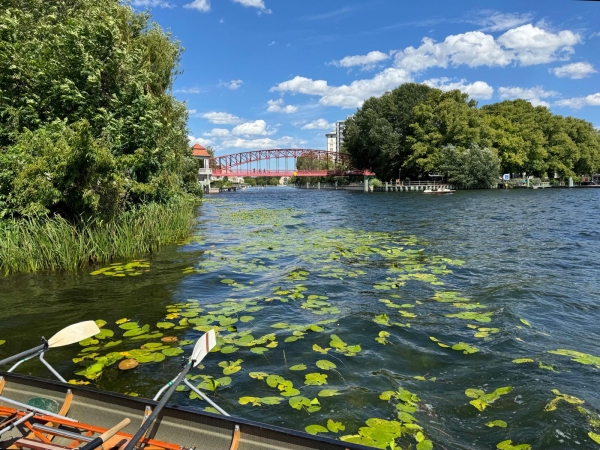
xmin=1 ymin=188 xmax=600 ymax=449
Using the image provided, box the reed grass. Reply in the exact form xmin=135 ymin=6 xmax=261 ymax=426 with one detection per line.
xmin=0 ymin=197 xmax=198 ymax=274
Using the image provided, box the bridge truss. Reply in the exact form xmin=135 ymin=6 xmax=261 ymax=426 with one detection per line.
xmin=209 ymin=149 xmax=373 ymax=178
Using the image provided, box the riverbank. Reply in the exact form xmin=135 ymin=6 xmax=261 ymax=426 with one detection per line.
xmin=0 ymin=197 xmax=199 ymax=274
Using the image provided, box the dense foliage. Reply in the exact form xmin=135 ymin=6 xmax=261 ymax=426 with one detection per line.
xmin=0 ymin=0 xmax=198 ymax=220
xmin=344 ymin=84 xmax=600 ymax=182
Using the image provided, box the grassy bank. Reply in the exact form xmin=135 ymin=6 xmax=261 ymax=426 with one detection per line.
xmin=0 ymin=197 xmax=198 ymax=274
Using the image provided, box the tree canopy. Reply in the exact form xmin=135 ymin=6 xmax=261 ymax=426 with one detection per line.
xmin=343 ymin=84 xmax=600 ymax=182
xmin=0 ymin=0 xmax=198 ymax=220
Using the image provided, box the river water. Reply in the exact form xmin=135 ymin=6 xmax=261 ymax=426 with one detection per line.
xmin=1 ymin=188 xmax=600 ymax=449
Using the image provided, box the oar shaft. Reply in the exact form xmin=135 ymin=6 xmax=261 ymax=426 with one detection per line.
xmin=79 ymin=418 xmax=131 ymax=450
xmin=123 ymin=365 xmax=191 ymax=450
xmin=0 ymin=344 xmax=44 ymax=367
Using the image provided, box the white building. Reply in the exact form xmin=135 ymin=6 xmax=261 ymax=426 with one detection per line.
xmin=326 ymin=132 xmax=336 ymax=153
xmin=335 ymin=120 xmax=345 ymax=153
xmin=191 ymin=144 xmax=212 ymax=193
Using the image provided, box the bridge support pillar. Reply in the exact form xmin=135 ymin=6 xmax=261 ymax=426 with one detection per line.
xmin=335 ymin=181 xmax=338 ymax=190
xmin=385 ymin=181 xmax=388 ymax=192
xmin=306 ymin=181 xmax=309 ymax=189
xmin=318 ymin=181 xmax=321 ymax=190
xmin=364 ymin=177 xmax=368 ymax=193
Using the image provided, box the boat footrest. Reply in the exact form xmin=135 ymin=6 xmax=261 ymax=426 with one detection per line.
xmin=13 ymin=438 xmax=70 ymax=450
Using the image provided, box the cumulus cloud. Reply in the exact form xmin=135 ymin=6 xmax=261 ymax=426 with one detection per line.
xmin=188 ymin=135 xmax=213 ymax=147
xmin=219 ymin=80 xmax=243 ymax=90
xmin=203 ymin=128 xmax=231 ymax=137
xmin=498 ymin=86 xmax=559 ymax=107
xmin=183 ymin=0 xmax=210 ymax=12
xmin=271 ymin=67 xmax=412 ymax=109
xmin=220 ymin=136 xmax=307 ymax=150
xmin=266 ymin=99 xmax=298 ymax=114
xmin=331 ymin=51 xmax=390 ymax=70
xmin=232 ymin=120 xmax=276 ymax=136
xmin=231 ymin=0 xmax=271 ymax=13
xmin=555 ymin=93 xmax=600 ymax=109
xmin=497 ymin=25 xmax=580 ymax=66
xmin=550 ymin=62 xmax=597 ymax=79
xmin=301 ymin=119 xmax=334 ymax=130
xmin=423 ymin=78 xmax=494 ymax=100
xmin=202 ymin=112 xmax=242 ymax=124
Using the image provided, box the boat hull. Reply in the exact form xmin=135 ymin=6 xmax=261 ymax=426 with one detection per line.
xmin=0 ymin=372 xmax=370 ymax=450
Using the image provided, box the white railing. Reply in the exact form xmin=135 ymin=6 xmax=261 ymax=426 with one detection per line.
xmin=198 ymin=168 xmax=212 ymax=175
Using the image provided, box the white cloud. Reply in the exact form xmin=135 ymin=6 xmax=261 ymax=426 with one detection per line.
xmin=188 ymin=135 xmax=213 ymax=147
xmin=394 ymin=25 xmax=581 ymax=73
xmin=267 ymin=99 xmax=298 ymax=114
xmin=218 ymin=79 xmax=243 ymax=90
xmin=498 ymin=86 xmax=559 ymax=107
xmin=301 ymin=119 xmax=333 ymax=130
xmin=203 ymin=128 xmax=231 ymax=137
xmin=550 ymin=62 xmax=597 ymax=79
xmin=220 ymin=136 xmax=307 ymax=150
xmin=187 ymin=109 xmax=197 ymax=114
xmin=271 ymin=67 xmax=412 ymax=109
xmin=423 ymin=78 xmax=494 ymax=100
xmin=555 ymin=93 xmax=600 ymax=109
xmin=232 ymin=120 xmax=276 ymax=136
xmin=497 ymin=25 xmax=580 ymax=66
xmin=175 ymin=87 xmax=202 ymax=94
xmin=202 ymin=112 xmax=242 ymax=124
xmin=474 ymin=11 xmax=534 ymax=32
xmin=183 ymin=0 xmax=210 ymax=12
xmin=269 ymin=41 xmax=276 ymax=46
xmin=131 ymin=0 xmax=173 ymax=7
xmin=231 ymin=0 xmax=271 ymax=13
xmin=331 ymin=51 xmax=390 ymax=70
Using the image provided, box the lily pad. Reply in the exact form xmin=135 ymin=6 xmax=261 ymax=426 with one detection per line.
xmin=118 ymin=359 xmax=139 ymax=370
xmin=305 ymin=425 xmax=328 ymax=435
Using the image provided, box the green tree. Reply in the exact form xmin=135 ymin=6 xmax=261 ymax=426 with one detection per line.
xmin=407 ymin=89 xmax=488 ymax=174
xmin=0 ymin=0 xmax=198 ymax=219
xmin=343 ymin=83 xmax=434 ymax=180
xmin=436 ymin=144 xmax=501 ymax=188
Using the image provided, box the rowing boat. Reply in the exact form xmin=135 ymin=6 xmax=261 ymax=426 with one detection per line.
xmin=0 ymin=372 xmax=369 ymax=450
xmin=423 ymin=187 xmax=454 ymax=194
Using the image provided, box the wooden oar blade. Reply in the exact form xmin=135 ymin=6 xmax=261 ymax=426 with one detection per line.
xmin=47 ymin=321 xmax=100 ymax=348
xmin=191 ymin=329 xmax=216 ymax=367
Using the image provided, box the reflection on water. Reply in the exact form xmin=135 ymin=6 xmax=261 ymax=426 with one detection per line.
xmin=1 ymin=188 xmax=600 ymax=449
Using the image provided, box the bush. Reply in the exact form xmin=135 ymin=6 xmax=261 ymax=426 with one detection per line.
xmin=369 ymin=178 xmax=383 ymax=187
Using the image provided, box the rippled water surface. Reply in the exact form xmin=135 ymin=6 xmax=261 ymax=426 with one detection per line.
xmin=2 ymin=188 xmax=600 ymax=449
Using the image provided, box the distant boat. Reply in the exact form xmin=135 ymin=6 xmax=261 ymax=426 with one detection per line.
xmin=424 ymin=187 xmax=454 ymax=194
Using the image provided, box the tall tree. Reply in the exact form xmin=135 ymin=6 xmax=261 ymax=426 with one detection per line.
xmin=343 ymin=83 xmax=434 ymax=180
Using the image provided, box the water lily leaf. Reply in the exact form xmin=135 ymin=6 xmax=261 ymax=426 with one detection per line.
xmin=305 ymin=373 xmax=328 ymax=386
xmin=465 ymin=389 xmax=485 ymax=399
xmin=486 ymin=420 xmax=507 ymax=428
xmin=157 ymin=322 xmax=175 ymax=329
xmin=280 ymin=388 xmax=300 ymax=397
xmin=221 ymin=279 xmax=235 ymax=284
xmin=94 ymin=320 xmax=107 ymax=328
xmin=318 ymin=389 xmax=339 ymax=397
xmin=119 ymin=322 xmax=139 ymax=330
xmin=512 ymin=358 xmax=534 ymax=364
xmin=446 ymin=311 xmax=493 ymax=323
xmin=520 ymin=318 xmax=532 ymax=327
xmin=221 ymin=346 xmax=239 ymax=354
xmin=118 ymin=359 xmax=139 ymax=370
xmin=312 ymin=344 xmax=330 ymax=354
xmin=452 ymin=342 xmax=479 ymax=355
xmin=79 ymin=337 xmax=99 ymax=346
xmin=104 ymin=341 xmax=121 ymax=350
xmin=289 ymin=396 xmax=311 ymax=410
xmin=240 ymin=316 xmax=254 ymax=323
xmin=261 ymin=397 xmax=284 ymax=405
xmin=416 ymin=440 xmax=433 ymax=450
xmin=161 ymin=336 xmax=178 ymax=343
xmin=289 ymin=364 xmax=307 ymax=371
xmin=249 ymin=372 xmax=268 ymax=380
xmin=250 ymin=347 xmax=268 ymax=354
xmin=305 ymin=425 xmax=328 ymax=435
xmin=239 ymin=397 xmax=262 ymax=406
xmin=496 ymin=440 xmax=531 ymax=450
xmin=0 ymin=340 xmax=5 ymax=346
xmin=123 ymin=325 xmax=149 ymax=337
xmin=589 ymin=432 xmax=600 ymax=445
xmin=316 ymin=360 xmax=336 ymax=370
xmin=266 ymin=375 xmax=285 ymax=388
xmin=326 ymin=419 xmax=345 ymax=433
xmin=162 ymin=348 xmax=184 ymax=357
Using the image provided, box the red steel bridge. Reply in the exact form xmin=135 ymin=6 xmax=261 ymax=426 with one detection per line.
xmin=209 ymin=149 xmax=373 ymax=177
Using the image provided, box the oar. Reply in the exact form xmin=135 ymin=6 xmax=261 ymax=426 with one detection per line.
xmin=123 ymin=329 xmax=216 ymax=450
xmin=0 ymin=321 xmax=101 ymax=367
xmin=79 ymin=418 xmax=131 ymax=450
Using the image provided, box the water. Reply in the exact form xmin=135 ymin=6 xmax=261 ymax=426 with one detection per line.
xmin=1 ymin=188 xmax=600 ymax=449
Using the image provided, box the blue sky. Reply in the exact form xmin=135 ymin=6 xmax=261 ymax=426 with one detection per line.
xmin=131 ymin=0 xmax=600 ymax=155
